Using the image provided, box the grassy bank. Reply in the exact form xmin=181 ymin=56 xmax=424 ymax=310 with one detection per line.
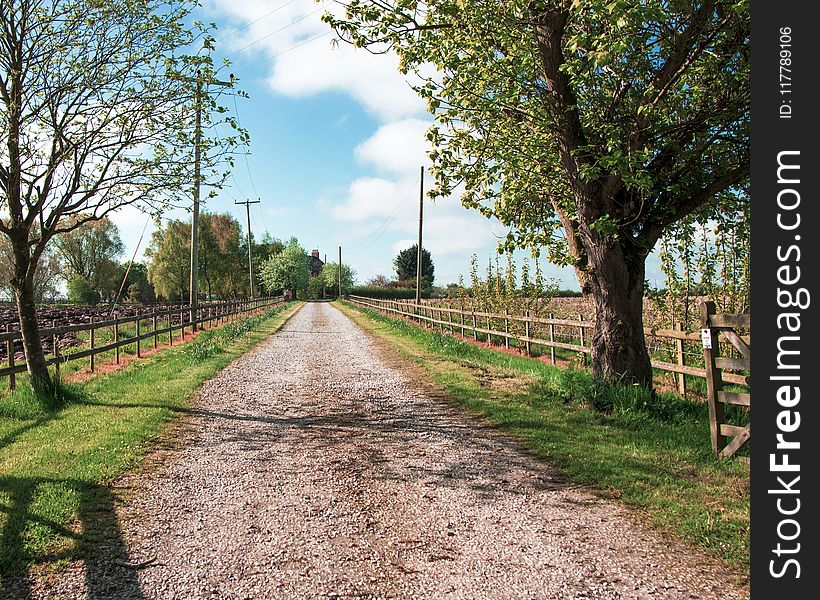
xmin=0 ymin=301 xmax=301 ymax=576
xmin=339 ymin=301 xmax=749 ymax=578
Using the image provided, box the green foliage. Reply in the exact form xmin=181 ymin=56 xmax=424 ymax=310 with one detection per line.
xmin=320 ymin=261 xmax=356 ymax=296
xmin=124 ymin=263 xmax=156 ymax=303
xmin=0 ymin=0 xmax=248 ymax=388
xmin=258 ymin=238 xmax=309 ymax=298
xmin=54 ymin=215 xmax=125 ymax=302
xmin=66 ymin=276 xmax=99 ymax=306
xmin=146 ymin=219 xmax=191 ymax=301
xmin=651 ymin=190 xmax=750 ymax=329
xmin=393 ymin=244 xmax=434 ymax=286
xmin=199 ymin=212 xmax=247 ymax=299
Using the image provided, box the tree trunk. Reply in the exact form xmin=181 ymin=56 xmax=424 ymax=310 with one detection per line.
xmin=585 ymin=241 xmax=653 ymax=386
xmin=13 ymin=277 xmax=52 ymax=393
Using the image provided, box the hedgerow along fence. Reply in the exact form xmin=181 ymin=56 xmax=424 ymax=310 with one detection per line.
xmin=349 ymin=295 xmax=750 ymax=458
xmin=1 ymin=296 xmax=285 ymax=391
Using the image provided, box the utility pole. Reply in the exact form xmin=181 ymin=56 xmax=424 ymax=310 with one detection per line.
xmin=338 ymin=246 xmax=343 ymax=299
xmin=415 ymin=165 xmax=424 ymax=304
xmin=180 ymin=70 xmax=234 ymax=332
xmin=323 ymin=253 xmax=327 ymax=299
xmin=236 ymin=199 xmax=260 ymax=298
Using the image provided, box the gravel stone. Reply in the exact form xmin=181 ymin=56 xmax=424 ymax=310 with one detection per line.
xmin=27 ymin=302 xmax=748 ymax=599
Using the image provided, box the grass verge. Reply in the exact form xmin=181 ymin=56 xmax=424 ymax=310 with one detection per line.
xmin=338 ymin=301 xmax=749 ymax=578
xmin=0 ymin=301 xmax=301 ymax=576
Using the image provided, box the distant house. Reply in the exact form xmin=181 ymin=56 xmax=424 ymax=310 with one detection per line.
xmin=309 ymin=249 xmax=324 ymax=278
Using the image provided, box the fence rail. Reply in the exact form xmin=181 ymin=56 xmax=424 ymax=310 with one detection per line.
xmin=348 ymin=295 xmax=750 ymax=389
xmin=2 ymin=296 xmax=285 ymax=389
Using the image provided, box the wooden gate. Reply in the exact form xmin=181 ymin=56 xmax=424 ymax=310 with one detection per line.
xmin=701 ymin=301 xmax=750 ymax=459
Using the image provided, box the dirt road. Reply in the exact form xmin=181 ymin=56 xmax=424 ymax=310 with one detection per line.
xmin=30 ymin=302 xmax=748 ymax=599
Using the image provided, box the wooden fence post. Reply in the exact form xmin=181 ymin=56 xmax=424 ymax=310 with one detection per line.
xmin=52 ymin=320 xmax=60 ymax=378
xmin=675 ymin=322 xmax=687 ymax=396
xmin=168 ymin=313 xmax=173 ymax=346
xmin=90 ymin=317 xmax=95 ymax=372
xmin=472 ymin=310 xmax=478 ymax=341
xmin=114 ymin=314 xmax=120 ymax=364
xmin=136 ymin=317 xmax=141 ymax=358
xmin=548 ymin=313 xmax=556 ymax=365
xmin=179 ymin=309 xmax=185 ymax=341
xmin=460 ymin=299 xmax=465 ymax=337
xmin=7 ymin=323 xmax=15 ymax=391
xmin=524 ymin=310 xmax=531 ymax=356
xmin=701 ymin=301 xmax=726 ymax=453
xmin=578 ymin=315 xmax=586 ymax=366
xmin=153 ymin=314 xmax=158 ymax=349
xmin=504 ymin=310 xmax=510 ymax=350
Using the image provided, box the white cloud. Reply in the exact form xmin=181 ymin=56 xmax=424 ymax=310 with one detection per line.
xmin=354 ymin=118 xmax=432 ymax=174
xmin=211 ymin=0 xmax=426 ymax=122
xmin=269 ymin=44 xmax=425 ymax=122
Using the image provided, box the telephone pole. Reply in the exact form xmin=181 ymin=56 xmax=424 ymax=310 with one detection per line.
xmin=236 ymin=199 xmax=260 ymax=298
xmin=180 ymin=70 xmax=234 ymax=331
xmin=338 ymin=246 xmax=343 ymax=299
xmin=415 ymin=166 xmax=424 ymax=304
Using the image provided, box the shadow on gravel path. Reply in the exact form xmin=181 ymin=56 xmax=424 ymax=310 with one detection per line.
xmin=0 ymin=476 xmax=143 ymax=599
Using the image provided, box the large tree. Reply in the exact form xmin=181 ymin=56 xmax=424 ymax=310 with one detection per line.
xmin=325 ymin=1 xmax=749 ymax=385
xmin=394 ymin=244 xmax=434 ymax=288
xmin=0 ymin=0 xmax=244 ymax=392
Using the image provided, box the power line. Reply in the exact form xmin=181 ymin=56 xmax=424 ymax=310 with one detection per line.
xmin=346 ymin=189 xmax=413 ymax=254
xmin=232 ymin=93 xmax=258 ymax=197
xmin=227 ymin=31 xmax=333 ymax=74
xmin=225 ymin=7 xmax=324 ymax=57
xmin=215 ymin=0 xmax=301 ymax=43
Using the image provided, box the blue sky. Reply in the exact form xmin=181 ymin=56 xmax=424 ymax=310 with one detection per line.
xmin=111 ymin=0 xmax=664 ymax=290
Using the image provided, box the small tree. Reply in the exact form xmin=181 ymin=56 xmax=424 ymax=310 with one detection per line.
xmin=54 ymin=216 xmax=125 ymax=297
xmin=258 ymin=239 xmax=309 ymax=299
xmin=146 ymin=220 xmax=191 ymax=302
xmin=394 ymin=244 xmax=434 ymax=288
xmin=321 ymin=262 xmax=356 ymax=297
xmin=366 ymin=274 xmax=391 ymax=287
xmin=66 ymin=276 xmax=99 ymax=306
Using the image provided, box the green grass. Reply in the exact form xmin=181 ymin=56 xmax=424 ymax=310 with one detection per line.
xmin=0 ymin=301 xmax=301 ymax=578
xmin=339 ymin=301 xmax=750 ymax=579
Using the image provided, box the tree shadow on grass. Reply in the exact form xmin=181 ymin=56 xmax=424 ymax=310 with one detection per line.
xmin=0 ymin=476 xmax=145 ymax=599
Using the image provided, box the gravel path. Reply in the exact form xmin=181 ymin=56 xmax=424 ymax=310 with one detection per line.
xmin=29 ymin=302 xmax=748 ymax=599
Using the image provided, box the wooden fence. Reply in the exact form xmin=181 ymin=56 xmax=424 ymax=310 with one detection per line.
xmin=1 ymin=295 xmax=285 ymax=390
xmin=701 ymin=301 xmax=751 ymax=458
xmin=350 ymin=296 xmax=749 ymax=387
